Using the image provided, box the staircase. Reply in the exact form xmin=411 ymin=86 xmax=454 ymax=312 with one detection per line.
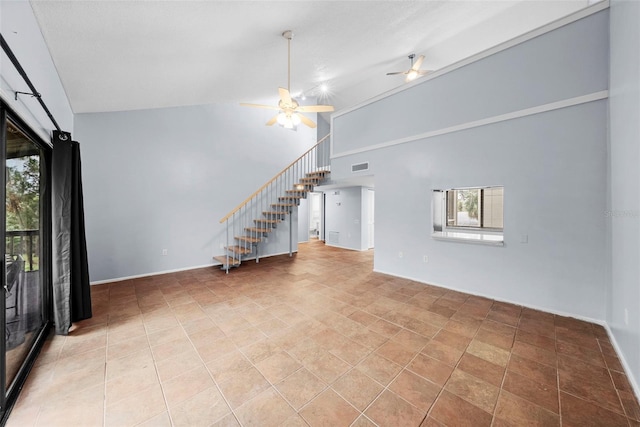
xmin=215 ymin=134 xmax=331 ymax=272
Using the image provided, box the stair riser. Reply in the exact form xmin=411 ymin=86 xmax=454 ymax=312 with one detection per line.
xmin=217 ymin=169 xmax=330 ymax=273
xmin=226 ymin=246 xmax=252 ymax=255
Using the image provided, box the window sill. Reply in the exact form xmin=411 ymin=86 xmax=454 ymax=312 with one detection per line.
xmin=432 ymin=231 xmax=504 ymax=246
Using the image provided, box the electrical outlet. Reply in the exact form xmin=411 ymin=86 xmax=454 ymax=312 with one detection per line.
xmin=423 ymin=255 xmax=429 ymax=263
xmin=398 ymin=251 xmax=403 ymax=258
xmin=162 ymin=249 xmax=168 ymax=256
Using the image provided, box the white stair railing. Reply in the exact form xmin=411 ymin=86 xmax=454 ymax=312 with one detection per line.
xmin=218 ymin=134 xmax=331 ymax=272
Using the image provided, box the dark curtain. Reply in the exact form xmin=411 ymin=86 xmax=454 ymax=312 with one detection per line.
xmin=51 ymin=131 xmax=91 ymax=335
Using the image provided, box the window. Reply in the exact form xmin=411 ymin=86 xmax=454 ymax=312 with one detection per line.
xmin=446 ymin=187 xmax=503 ymax=230
xmin=433 ymin=186 xmax=504 ymax=245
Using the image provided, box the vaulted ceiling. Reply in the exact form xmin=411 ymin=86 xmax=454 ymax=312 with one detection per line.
xmin=26 ymin=0 xmax=592 ymax=114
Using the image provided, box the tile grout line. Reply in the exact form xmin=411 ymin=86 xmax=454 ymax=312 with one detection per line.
xmin=102 ymin=283 xmax=111 ymax=427
xmin=423 ymin=299 xmax=493 ymax=426
xmin=489 ymin=311 xmax=522 ymax=427
xmin=27 ymin=244 xmax=639 ymax=427
xmin=556 ymin=321 xmax=563 ymax=427
xmin=174 ymin=283 xmax=243 ymax=427
xmin=142 ymin=283 xmax=191 ymax=427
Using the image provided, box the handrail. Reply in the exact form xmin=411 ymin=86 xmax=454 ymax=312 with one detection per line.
xmin=219 ymin=133 xmax=331 ymax=223
xmin=6 ymin=229 xmax=39 ymax=271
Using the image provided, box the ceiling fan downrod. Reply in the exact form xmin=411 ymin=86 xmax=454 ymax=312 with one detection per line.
xmin=282 ymin=30 xmax=293 ymax=93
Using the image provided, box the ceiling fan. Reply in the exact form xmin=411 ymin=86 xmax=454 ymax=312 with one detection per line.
xmin=387 ymin=54 xmax=432 ymax=82
xmin=240 ymin=30 xmax=334 ymax=129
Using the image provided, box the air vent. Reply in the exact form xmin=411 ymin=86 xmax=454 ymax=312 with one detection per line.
xmin=352 ymin=162 xmax=369 ymax=172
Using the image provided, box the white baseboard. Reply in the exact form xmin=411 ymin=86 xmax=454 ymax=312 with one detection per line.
xmin=604 ymin=323 xmax=640 ymax=404
xmin=90 ymin=263 xmax=216 ymax=285
xmin=373 ymin=267 xmax=640 ymax=402
xmin=90 ymin=250 xmax=300 ymax=285
xmin=325 ymin=242 xmax=369 ymax=252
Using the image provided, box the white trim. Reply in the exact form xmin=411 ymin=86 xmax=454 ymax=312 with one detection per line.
xmin=0 ymin=87 xmax=53 ymax=146
xmin=604 ymin=323 xmax=640 ymax=403
xmin=432 ymin=231 xmax=504 ymax=246
xmin=90 ymin=263 xmax=216 ymax=285
xmin=324 ymin=242 xmax=369 ymax=252
xmin=372 ymin=266 xmax=640 ymax=400
xmin=329 ymin=0 xmax=609 ymax=159
xmin=371 ymin=268 xmax=606 ymax=324
xmin=332 ymin=90 xmax=608 ymax=159
xmin=332 ymin=1 xmax=609 ymax=122
xmin=89 ymin=250 xmax=301 ymax=285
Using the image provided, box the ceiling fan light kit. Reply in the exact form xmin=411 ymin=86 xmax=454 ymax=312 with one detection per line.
xmin=387 ymin=53 xmax=433 ymax=83
xmin=240 ymin=30 xmax=334 ymax=130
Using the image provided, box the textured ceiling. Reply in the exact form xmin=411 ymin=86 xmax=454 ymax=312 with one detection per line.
xmin=27 ymin=0 xmax=591 ymax=114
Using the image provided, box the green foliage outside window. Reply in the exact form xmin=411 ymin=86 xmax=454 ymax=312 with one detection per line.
xmin=6 ymin=156 xmax=40 ymax=270
xmin=6 ymin=156 xmax=40 ymax=231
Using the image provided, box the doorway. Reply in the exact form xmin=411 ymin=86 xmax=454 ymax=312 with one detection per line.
xmin=308 ymin=192 xmax=322 ymax=240
xmin=367 ymin=189 xmax=375 ymax=249
xmin=1 ymin=106 xmax=52 ymax=418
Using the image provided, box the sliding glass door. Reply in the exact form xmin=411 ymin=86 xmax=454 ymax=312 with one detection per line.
xmin=0 ymin=106 xmax=51 ymax=418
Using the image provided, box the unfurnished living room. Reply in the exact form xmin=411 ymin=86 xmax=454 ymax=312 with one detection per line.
xmin=0 ymin=0 xmax=639 ymax=426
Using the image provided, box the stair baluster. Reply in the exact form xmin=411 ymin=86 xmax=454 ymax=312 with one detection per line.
xmin=216 ymin=134 xmax=331 ymax=272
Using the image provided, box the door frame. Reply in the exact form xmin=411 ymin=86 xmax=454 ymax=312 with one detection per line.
xmin=0 ymin=101 xmax=53 ymax=421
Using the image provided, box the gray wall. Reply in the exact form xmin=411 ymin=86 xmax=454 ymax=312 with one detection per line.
xmin=331 ymin=8 xmax=609 ymax=321
xmin=325 ymin=187 xmax=363 ymax=251
xmin=0 ymin=1 xmax=73 ymax=138
xmin=324 ymin=186 xmax=374 ymax=251
xmin=608 ymin=0 xmax=640 ymax=394
xmin=298 ymin=198 xmax=309 ymax=243
xmin=75 ymin=104 xmax=316 ymax=282
xmin=332 ymin=10 xmax=608 ymax=157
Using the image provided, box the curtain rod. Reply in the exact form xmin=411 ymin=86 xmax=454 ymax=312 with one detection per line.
xmin=1 ymin=33 xmax=63 ymax=134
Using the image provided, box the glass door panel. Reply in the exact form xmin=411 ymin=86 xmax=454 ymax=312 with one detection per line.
xmin=4 ymin=120 xmax=44 ymax=389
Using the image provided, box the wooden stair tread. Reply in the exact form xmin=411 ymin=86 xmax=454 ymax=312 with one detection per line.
xmin=235 ymin=236 xmax=261 ymax=243
xmin=306 ymin=170 xmax=330 ymax=177
xmin=216 ymin=168 xmax=330 ymax=273
xmin=213 ymin=255 xmax=240 ymax=266
xmin=245 ymin=227 xmax=272 ymax=233
xmin=226 ymin=245 xmax=252 ymax=255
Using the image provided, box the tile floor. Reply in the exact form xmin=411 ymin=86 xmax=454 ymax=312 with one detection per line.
xmin=7 ymin=240 xmax=640 ymax=426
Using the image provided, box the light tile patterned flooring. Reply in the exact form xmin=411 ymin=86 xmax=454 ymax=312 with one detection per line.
xmin=7 ymin=241 xmax=640 ymax=426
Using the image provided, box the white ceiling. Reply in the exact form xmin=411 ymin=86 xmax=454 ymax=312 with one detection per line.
xmin=28 ymin=0 xmax=591 ymax=114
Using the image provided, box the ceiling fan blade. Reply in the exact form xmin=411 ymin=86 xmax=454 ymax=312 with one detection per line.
xmin=411 ymin=55 xmax=425 ymax=71
xmin=240 ymin=103 xmax=280 ymax=110
xmin=386 ymin=71 xmax=407 ymax=76
xmin=279 ymin=87 xmax=292 ymax=105
xmin=266 ymin=115 xmax=279 ymax=126
xmin=297 ymin=105 xmax=335 ymax=113
xmin=297 ymin=113 xmax=317 ymax=128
